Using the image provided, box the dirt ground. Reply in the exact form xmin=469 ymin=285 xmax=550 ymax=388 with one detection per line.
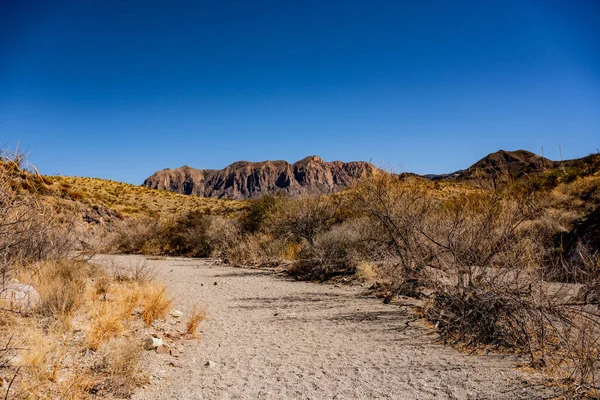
xmin=94 ymin=255 xmax=556 ymax=400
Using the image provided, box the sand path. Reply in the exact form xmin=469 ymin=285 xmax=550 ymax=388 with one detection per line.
xmin=97 ymin=255 xmax=552 ymax=400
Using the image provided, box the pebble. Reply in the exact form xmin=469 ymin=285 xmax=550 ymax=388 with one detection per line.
xmin=144 ymin=336 xmax=164 ymax=350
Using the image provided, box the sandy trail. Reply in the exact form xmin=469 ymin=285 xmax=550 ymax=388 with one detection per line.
xmin=96 ymin=255 xmax=552 ymax=400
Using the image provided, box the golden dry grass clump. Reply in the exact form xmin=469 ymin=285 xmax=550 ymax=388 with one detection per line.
xmin=186 ymin=306 xmax=208 ymax=337
xmin=140 ymin=283 xmax=173 ymax=326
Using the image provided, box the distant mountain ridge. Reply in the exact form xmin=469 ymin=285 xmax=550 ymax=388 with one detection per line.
xmin=143 ymin=150 xmax=599 ymax=198
xmin=143 ymin=156 xmax=378 ymax=199
xmin=428 ymin=149 xmax=556 ymax=182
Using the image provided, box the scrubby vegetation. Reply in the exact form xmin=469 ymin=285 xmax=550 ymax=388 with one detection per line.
xmin=0 ymin=151 xmax=201 ymax=399
xmin=109 ymin=154 xmax=600 ymax=396
xmin=6 ymin=145 xmax=600 ymax=396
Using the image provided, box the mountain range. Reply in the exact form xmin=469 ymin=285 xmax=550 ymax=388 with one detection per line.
xmin=143 ymin=150 xmax=595 ymax=199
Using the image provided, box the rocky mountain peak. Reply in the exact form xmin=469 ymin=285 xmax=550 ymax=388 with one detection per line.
xmin=143 ymin=156 xmax=377 ymax=199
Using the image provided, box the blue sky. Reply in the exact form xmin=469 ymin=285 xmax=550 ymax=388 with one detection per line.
xmin=1 ymin=0 xmax=599 ymax=183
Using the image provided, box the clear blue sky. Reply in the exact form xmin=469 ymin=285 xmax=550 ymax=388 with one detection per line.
xmin=1 ymin=0 xmax=599 ymax=183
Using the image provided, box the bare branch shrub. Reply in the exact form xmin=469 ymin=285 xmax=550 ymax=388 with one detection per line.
xmin=290 ymin=218 xmax=374 ymax=280
xmin=267 ymin=195 xmax=339 ymax=245
xmin=207 ymin=216 xmax=242 ymax=262
xmin=348 ymin=173 xmax=435 ymax=293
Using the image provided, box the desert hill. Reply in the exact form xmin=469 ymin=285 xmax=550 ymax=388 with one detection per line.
xmin=428 ymin=149 xmax=554 ymax=181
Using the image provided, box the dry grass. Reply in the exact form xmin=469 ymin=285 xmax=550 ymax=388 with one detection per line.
xmin=186 ymin=306 xmax=208 ymax=337
xmin=0 ymin=150 xmax=181 ymax=399
xmin=90 ymin=337 xmax=144 ymax=397
xmin=355 ymin=262 xmax=377 ymax=283
xmin=109 ymin=258 xmax=156 ymax=284
xmin=87 ymin=303 xmax=126 ymax=351
xmin=140 ymin=283 xmax=173 ymax=325
xmin=44 ymin=175 xmax=244 ymax=219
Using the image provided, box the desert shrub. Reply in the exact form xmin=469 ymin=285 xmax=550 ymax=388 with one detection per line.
xmin=1 ymin=169 xmax=76 ymax=286
xmin=291 ymin=218 xmax=373 ymax=280
xmin=225 ymin=232 xmax=288 ymax=266
xmin=240 ymin=192 xmax=286 ymax=233
xmin=267 ymin=195 xmax=338 ymax=245
xmin=418 ymin=191 xmax=545 ymax=347
xmin=161 ymin=210 xmax=211 ymax=256
xmin=346 ymin=174 xmax=435 ymax=293
xmin=113 ymin=210 xmax=212 ymax=257
xmin=423 ymin=191 xmax=543 ymax=291
xmin=208 ymin=216 xmax=242 ymax=261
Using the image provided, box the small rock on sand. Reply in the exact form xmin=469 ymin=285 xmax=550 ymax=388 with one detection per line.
xmin=0 ymin=283 xmax=40 ymax=312
xmin=144 ymin=336 xmax=164 ymax=350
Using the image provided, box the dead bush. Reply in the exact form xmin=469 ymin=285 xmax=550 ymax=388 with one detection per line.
xmin=291 ymin=218 xmax=373 ymax=280
xmin=225 ymin=232 xmax=288 ymax=266
xmin=208 ymin=216 xmax=242 ymax=262
xmin=426 ymin=285 xmax=535 ymax=348
xmin=268 ymin=195 xmax=338 ymax=245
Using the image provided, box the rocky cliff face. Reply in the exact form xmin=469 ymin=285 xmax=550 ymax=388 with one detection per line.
xmin=143 ymin=156 xmax=378 ymax=199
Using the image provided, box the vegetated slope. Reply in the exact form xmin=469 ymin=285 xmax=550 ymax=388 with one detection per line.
xmin=3 ymin=162 xmax=245 ymax=249
xmin=44 ymin=175 xmax=244 ymax=219
xmin=428 ymin=149 xmax=554 ymax=182
xmin=428 ymin=149 xmax=600 ymax=186
xmin=143 ymin=156 xmax=378 ymax=199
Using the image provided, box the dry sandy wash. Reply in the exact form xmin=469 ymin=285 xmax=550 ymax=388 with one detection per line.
xmin=95 ymin=255 xmax=555 ymax=400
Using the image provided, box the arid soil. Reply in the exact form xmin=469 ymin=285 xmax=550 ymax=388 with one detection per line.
xmin=96 ymin=255 xmax=555 ymax=400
